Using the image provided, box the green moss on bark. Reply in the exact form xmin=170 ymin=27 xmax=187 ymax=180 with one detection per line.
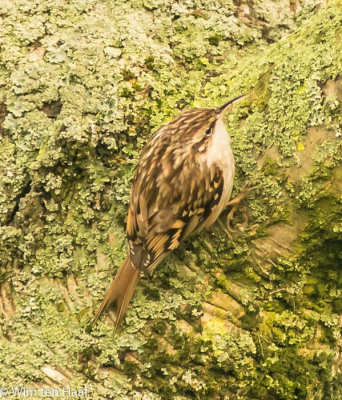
xmin=0 ymin=0 xmax=341 ymax=399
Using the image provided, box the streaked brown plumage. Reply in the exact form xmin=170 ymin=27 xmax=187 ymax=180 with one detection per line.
xmin=94 ymin=95 xmax=246 ymax=330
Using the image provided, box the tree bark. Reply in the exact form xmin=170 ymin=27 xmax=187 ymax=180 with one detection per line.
xmin=0 ymin=0 xmax=341 ymax=399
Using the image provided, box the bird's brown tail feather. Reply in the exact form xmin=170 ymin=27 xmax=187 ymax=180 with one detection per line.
xmin=93 ymin=256 xmax=140 ymax=330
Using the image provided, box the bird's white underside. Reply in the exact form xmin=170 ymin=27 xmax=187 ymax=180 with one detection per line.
xmin=201 ymin=117 xmax=235 ymax=228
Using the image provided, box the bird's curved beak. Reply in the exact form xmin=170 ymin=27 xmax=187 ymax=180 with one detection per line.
xmin=216 ymin=94 xmax=248 ymax=117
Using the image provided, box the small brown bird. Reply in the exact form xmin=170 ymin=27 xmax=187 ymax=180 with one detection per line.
xmin=94 ymin=94 xmax=246 ymax=330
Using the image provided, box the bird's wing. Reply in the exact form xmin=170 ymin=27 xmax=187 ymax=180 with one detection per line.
xmin=126 ymin=149 xmax=225 ymax=273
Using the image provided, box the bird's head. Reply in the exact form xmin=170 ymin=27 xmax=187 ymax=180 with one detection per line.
xmin=167 ymin=94 xmax=247 ymax=151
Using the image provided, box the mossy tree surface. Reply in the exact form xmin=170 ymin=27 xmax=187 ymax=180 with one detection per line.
xmin=0 ymin=0 xmax=341 ymax=399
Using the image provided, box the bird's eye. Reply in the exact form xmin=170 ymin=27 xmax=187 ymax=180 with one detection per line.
xmin=205 ymin=127 xmax=212 ymax=135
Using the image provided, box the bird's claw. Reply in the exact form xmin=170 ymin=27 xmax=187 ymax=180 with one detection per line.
xmin=224 ymin=184 xmax=260 ymax=235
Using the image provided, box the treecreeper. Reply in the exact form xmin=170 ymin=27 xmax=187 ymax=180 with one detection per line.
xmin=94 ymin=94 xmax=246 ymax=330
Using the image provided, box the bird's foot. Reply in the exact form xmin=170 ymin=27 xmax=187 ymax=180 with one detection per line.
xmin=224 ymin=185 xmax=259 ymax=236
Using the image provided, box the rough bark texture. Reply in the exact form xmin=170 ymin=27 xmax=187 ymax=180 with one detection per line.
xmin=0 ymin=0 xmax=341 ymax=399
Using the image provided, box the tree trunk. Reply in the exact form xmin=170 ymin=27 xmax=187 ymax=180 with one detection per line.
xmin=0 ymin=0 xmax=341 ymax=399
